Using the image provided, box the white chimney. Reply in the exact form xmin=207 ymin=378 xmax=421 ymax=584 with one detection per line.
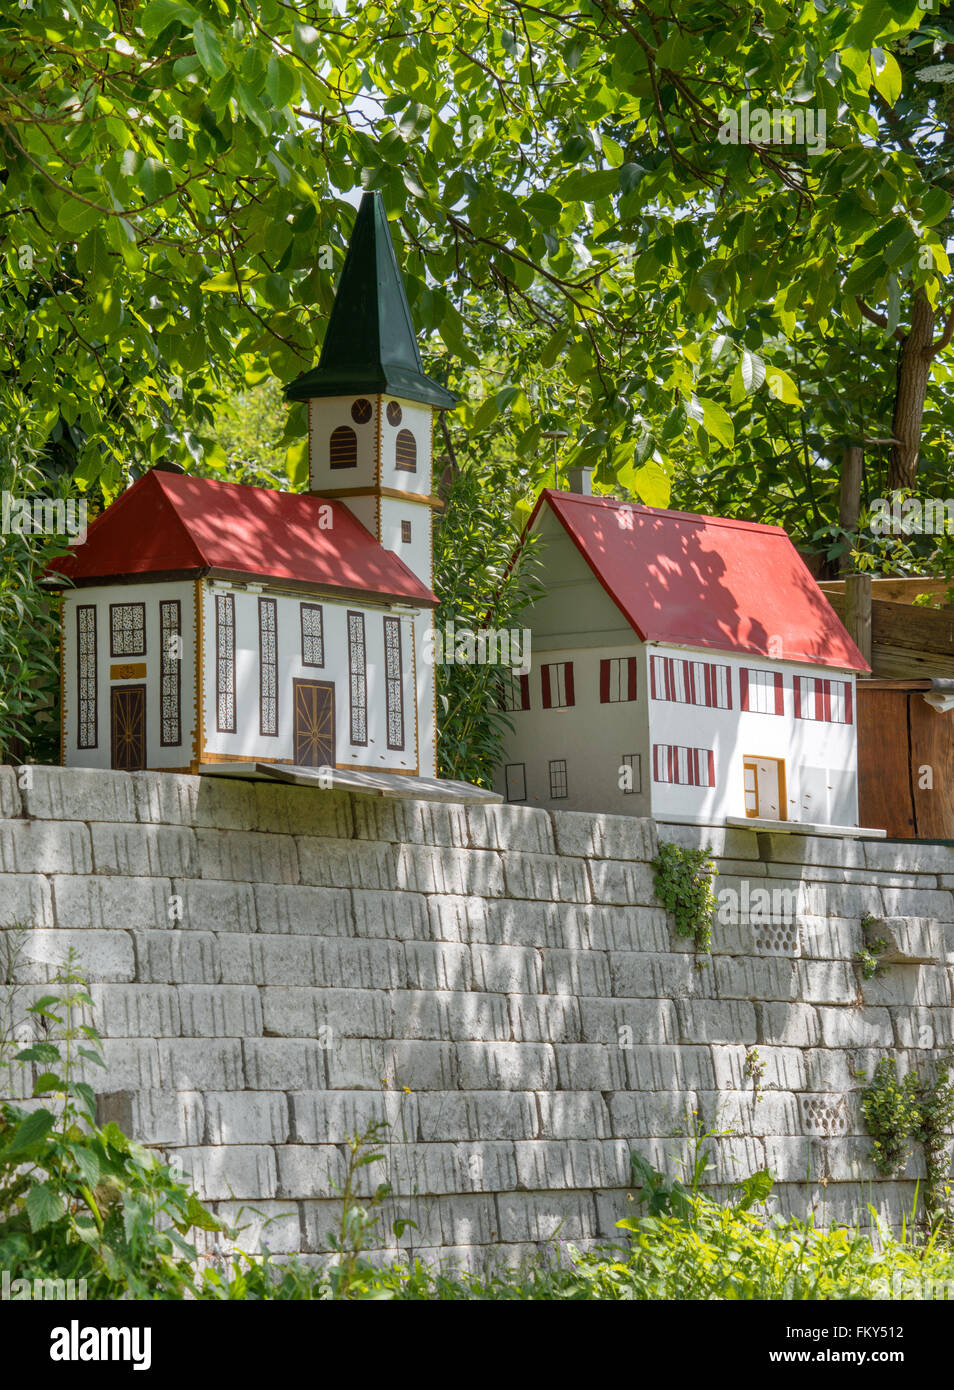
xmin=566 ymin=465 xmax=593 ymax=495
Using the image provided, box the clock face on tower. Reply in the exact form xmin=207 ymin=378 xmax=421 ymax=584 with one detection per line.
xmin=386 ymin=401 xmax=403 ymax=426
xmin=351 ymin=398 xmax=372 ymax=423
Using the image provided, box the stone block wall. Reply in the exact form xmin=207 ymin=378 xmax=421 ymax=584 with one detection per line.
xmin=1 ymin=765 xmax=952 ymax=1267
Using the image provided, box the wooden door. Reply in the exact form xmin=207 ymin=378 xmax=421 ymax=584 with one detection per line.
xmin=293 ymin=679 xmax=335 ymax=768
xmin=110 ymin=685 xmax=146 ymax=771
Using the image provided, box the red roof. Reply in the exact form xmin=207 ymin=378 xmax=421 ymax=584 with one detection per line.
xmin=48 ymin=470 xmax=436 ymax=606
xmin=532 ymin=490 xmax=868 ymax=673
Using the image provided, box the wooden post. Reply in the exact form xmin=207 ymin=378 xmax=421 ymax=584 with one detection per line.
xmin=844 ymin=572 xmax=872 ymax=666
xmin=838 ymin=445 xmax=864 ymax=575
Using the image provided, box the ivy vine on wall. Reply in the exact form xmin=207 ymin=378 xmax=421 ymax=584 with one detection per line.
xmin=652 ymin=842 xmax=717 ymax=959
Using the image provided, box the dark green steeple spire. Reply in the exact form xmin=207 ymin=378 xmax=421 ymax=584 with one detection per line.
xmin=284 ymin=191 xmax=457 ymax=410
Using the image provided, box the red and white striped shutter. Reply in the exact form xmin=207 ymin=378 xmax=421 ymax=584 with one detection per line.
xmin=665 ymin=658 xmax=674 ymax=701
xmin=845 ymin=680 xmax=853 ymax=725
xmin=707 ymin=749 xmax=715 ymax=787
xmin=650 ymin=657 xmax=658 ymax=699
xmin=740 ymin=668 xmax=749 ymax=712
xmin=794 ymin=676 xmax=802 ymax=719
xmin=724 ymin=666 xmax=732 ymax=709
xmin=822 ymin=679 xmax=831 ymax=722
xmin=541 ymin=665 xmax=551 ymax=709
xmin=628 ymin=657 xmax=637 ymax=701
xmin=520 ymin=675 xmax=530 ymax=710
xmin=599 ymin=660 xmax=610 ymax=703
xmin=774 ymin=671 xmax=784 ymax=715
xmin=565 ymin=663 xmax=575 ymax=707
xmin=667 ymin=745 xmax=675 ymax=782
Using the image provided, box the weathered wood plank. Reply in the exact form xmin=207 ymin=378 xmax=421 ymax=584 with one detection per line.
xmin=856 ymin=688 xmax=915 ymax=838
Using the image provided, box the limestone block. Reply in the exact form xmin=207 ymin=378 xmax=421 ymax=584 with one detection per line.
xmin=892 ymin=1006 xmax=954 ymax=1050
xmin=195 ymin=829 xmax=298 ymax=885
xmin=92 ymin=1038 xmax=162 ymax=1091
xmin=252 ymin=883 xmax=352 ymax=937
xmin=503 ymin=852 xmax=589 ymax=903
xmin=484 ymin=899 xmax=572 ymax=949
xmin=507 ymin=995 xmax=582 ymax=1044
xmin=351 ymin=888 xmax=429 ymax=940
xmin=392 ymin=989 xmax=510 ymax=1043
xmin=864 ymin=840 xmax=954 ymax=875
xmin=296 ymin=837 xmax=393 ymax=890
xmin=587 ymin=859 xmax=658 ymax=907
xmin=90 ymin=823 xmax=194 ymax=878
xmin=784 ymin=880 xmax=883 ymax=920
xmin=881 ymin=887 xmax=954 ymax=920
xmin=579 ymin=997 xmax=677 ymax=1046
xmin=173 ymin=878 xmax=256 ymax=934
xmin=262 ymin=985 xmax=392 ymax=1039
xmin=286 ymin=1089 xmax=393 ymax=1143
xmin=51 ymin=874 xmax=170 ymax=930
xmin=816 ymin=1005 xmax=892 ymax=1050
xmin=623 ymin=1044 xmax=715 ymax=1092
xmin=798 ymin=916 xmax=862 ymax=961
xmin=759 ymin=833 xmax=866 ymax=870
xmin=132 ymin=1089 xmax=205 ymax=1147
xmin=218 ymin=935 xmax=316 ymax=987
xmin=352 ymin=798 xmax=467 ymax=849
xmin=541 ymin=948 xmax=612 ymax=997
xmin=611 ymin=951 xmax=711 ymax=1000
xmin=0 ymin=820 xmax=91 ymax=876
xmin=862 ymin=964 xmax=951 ymax=1009
xmin=243 ymin=1038 xmax=326 ymax=1091
xmin=654 ymin=821 xmax=759 ymax=861
xmin=133 ymin=929 xmax=220 ymax=984
xmin=794 ymin=960 xmax=857 ymax=1005
xmin=457 ymin=1041 xmax=556 ymax=1091
xmin=552 ymin=1042 xmax=627 ymax=1091
xmin=710 ymin=1044 xmax=807 ymax=1094
xmin=606 ymin=1090 xmax=698 ymax=1139
xmin=394 ymin=844 xmax=504 ymax=897
xmin=536 ymin=1091 xmax=610 ymax=1140
xmin=413 ymin=1091 xmax=537 ymax=1143
xmin=323 ymin=1038 xmax=388 ymax=1089
xmin=803 ymin=1047 xmax=896 ymax=1093
xmin=711 ymin=959 xmax=797 ymax=1007
xmin=471 ymin=942 xmax=542 ymax=995
xmin=90 ymin=983 xmax=181 ymax=1037
xmin=0 ymin=873 xmax=54 ymax=927
xmin=585 ymin=905 xmax=671 ymax=954
xmin=759 ymin=1002 xmax=822 ymax=1047
xmin=496 ymin=1190 xmax=600 ymax=1244
xmin=21 ymin=766 xmax=136 ymax=823
xmin=675 ymin=999 xmax=757 ymax=1044
xmin=551 ymin=811 xmax=657 ymax=863
xmin=798 ymin=1093 xmax=853 ymax=1138
xmin=213 ymin=1200 xmax=302 ymax=1254
xmin=403 ymin=940 xmax=471 ymax=991
xmin=202 ymin=1091 xmax=290 ymax=1146
xmin=177 ymin=984 xmax=263 ymax=1037
xmin=251 ymin=782 xmax=354 ymax=839
xmin=177 ymin=1144 xmax=278 ymax=1201
xmin=427 ymin=894 xmax=491 ymax=944
xmin=466 ymin=803 xmax=555 ymax=855
xmin=708 ymin=1089 xmax=801 ymax=1138
xmin=864 ymin=915 xmax=942 ymax=966
xmin=159 ymin=1038 xmax=244 ymax=1090
xmin=134 ymin=772 xmax=255 ymax=832
xmin=0 ymin=764 xmax=22 ymax=819
xmin=514 ymin=1139 xmax=631 ymax=1191
xmin=384 ymin=1040 xmax=458 ymax=1091
xmin=17 ymin=927 xmax=135 ymax=983
xmin=845 ymin=868 xmax=938 ymax=890
xmin=763 ymin=1136 xmax=818 ymax=1183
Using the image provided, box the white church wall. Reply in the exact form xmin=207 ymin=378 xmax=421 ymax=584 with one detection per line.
xmin=199 ymin=582 xmax=419 ymax=774
xmin=61 ymin=580 xmax=196 ymax=771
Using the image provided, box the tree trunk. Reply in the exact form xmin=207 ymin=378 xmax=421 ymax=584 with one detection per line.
xmin=889 ymin=286 xmax=935 ymax=491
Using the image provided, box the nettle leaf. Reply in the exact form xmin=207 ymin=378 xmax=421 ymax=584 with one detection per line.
xmin=26 ymin=1182 xmax=66 ymax=1233
xmin=1 ymin=1107 xmax=55 ymax=1158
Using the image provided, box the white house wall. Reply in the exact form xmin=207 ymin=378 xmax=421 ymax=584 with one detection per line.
xmin=60 ymin=580 xmax=196 ymax=771
xmin=645 ymin=643 xmax=858 ymax=826
xmin=199 ymin=581 xmax=420 ymax=775
xmin=493 ymin=642 xmax=651 ymax=815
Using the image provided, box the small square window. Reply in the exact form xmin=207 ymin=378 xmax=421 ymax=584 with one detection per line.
xmin=401 ymin=519 xmax=412 ymax=543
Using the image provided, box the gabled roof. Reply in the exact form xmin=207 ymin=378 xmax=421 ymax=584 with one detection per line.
xmin=528 ymin=489 xmax=869 ymax=673
xmin=47 ymin=470 xmax=437 ymax=607
xmin=284 ymin=191 xmax=457 ymax=410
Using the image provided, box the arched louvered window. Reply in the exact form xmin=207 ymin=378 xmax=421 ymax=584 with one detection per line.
xmin=395 ymin=428 xmax=417 ymax=473
xmin=330 ymin=425 xmax=357 ymax=469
